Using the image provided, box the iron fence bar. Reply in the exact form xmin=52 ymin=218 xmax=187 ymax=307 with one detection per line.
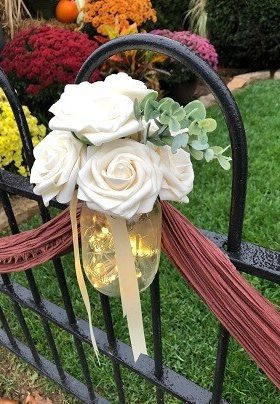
xmin=23 ymin=267 xmax=67 ymax=381
xmin=211 ymin=326 xmax=230 ymax=404
xmin=150 ymin=273 xmax=164 ymax=403
xmin=49 ymin=259 xmax=97 ymax=400
xmin=74 ymin=339 xmax=97 ymax=401
xmin=0 ymin=306 xmax=19 ymax=351
xmin=1 ymin=274 xmax=41 ymax=365
xmin=211 ymin=327 xmax=229 ymax=402
xmin=40 ymin=320 xmax=66 ymax=380
xmin=99 ymin=294 xmax=126 ymax=403
xmin=0 ymin=278 xmax=223 ymax=403
xmin=0 ymin=329 xmax=109 ymax=404
xmin=0 ymin=188 xmax=66 ymax=379
xmin=0 ymin=69 xmax=35 ymax=170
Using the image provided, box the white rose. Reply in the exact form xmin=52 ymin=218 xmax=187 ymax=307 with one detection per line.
xmin=157 ymin=145 xmax=194 ymax=203
xmin=49 ymin=80 xmax=142 ymax=146
xmin=30 ymin=130 xmax=86 ymax=206
xmin=77 ymin=139 xmax=163 ymax=220
xmin=104 ymin=72 xmax=155 ymax=102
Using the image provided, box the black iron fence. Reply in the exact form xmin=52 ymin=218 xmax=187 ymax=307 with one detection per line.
xmin=0 ymin=35 xmax=279 ymax=403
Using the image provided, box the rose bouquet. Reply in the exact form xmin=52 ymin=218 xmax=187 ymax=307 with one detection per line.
xmin=30 ymin=72 xmax=230 ymax=360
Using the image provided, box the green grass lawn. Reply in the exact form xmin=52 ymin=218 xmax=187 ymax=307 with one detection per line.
xmin=1 ymin=79 xmax=280 ymax=403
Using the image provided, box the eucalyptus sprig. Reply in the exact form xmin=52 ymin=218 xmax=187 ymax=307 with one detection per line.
xmin=134 ymin=93 xmax=231 ymax=170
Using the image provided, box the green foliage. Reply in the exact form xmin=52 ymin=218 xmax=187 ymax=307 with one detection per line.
xmin=206 ymin=0 xmax=280 ymax=68
xmin=147 ymin=0 xmax=190 ymax=30
xmin=135 ymin=94 xmax=231 ymax=169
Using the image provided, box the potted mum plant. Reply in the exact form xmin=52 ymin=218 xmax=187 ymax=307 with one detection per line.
xmin=150 ymin=29 xmax=218 ymax=104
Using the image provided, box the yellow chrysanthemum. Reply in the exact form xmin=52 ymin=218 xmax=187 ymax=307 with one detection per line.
xmin=0 ymin=88 xmax=46 ymax=176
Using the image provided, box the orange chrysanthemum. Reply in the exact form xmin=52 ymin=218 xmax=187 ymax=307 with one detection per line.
xmin=84 ymin=0 xmax=157 ymax=34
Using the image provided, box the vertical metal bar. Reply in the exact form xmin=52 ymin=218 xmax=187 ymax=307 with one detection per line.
xmin=1 ymin=274 xmax=41 ymax=365
xmin=23 ymin=271 xmax=66 ymax=380
xmin=0 ymin=189 xmax=66 ymax=379
xmin=211 ymin=325 xmax=230 ymax=404
xmin=72 ymin=339 xmax=96 ymax=401
xmin=0 ymin=306 xmax=19 ymax=351
xmin=100 ymin=293 xmax=126 ymax=403
xmin=150 ymin=273 xmax=164 ymax=404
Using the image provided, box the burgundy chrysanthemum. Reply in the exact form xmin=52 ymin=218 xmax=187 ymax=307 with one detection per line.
xmin=0 ymin=26 xmax=101 ymax=95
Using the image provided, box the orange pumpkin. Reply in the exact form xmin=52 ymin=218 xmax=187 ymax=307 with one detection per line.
xmin=55 ymin=0 xmax=79 ymax=23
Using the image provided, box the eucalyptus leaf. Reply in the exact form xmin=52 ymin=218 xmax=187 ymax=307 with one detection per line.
xmin=180 ymin=118 xmax=189 ymax=129
xmin=158 ymin=97 xmax=174 ymax=110
xmin=210 ymin=146 xmax=224 ymax=155
xmin=144 ymin=99 xmax=156 ymax=122
xmin=197 ymin=132 xmax=209 ymax=143
xmin=139 ymin=91 xmax=158 ymax=109
xmin=217 ymin=155 xmax=231 ymax=170
xmin=173 ymin=106 xmax=186 ymax=121
xmin=184 ymin=100 xmax=206 ymax=120
xmin=149 ymin=109 xmax=160 ymax=120
xmin=191 ymin=140 xmax=209 ymax=150
xmin=169 ymin=117 xmax=181 ymax=132
xmin=159 ymin=111 xmax=171 ymax=125
xmin=190 ymin=148 xmax=204 ymax=160
xmin=198 ymin=118 xmax=217 ymax=132
xmin=170 ymin=101 xmax=180 ymax=113
xmin=204 ymin=148 xmax=215 ymax=162
xmin=171 ymin=133 xmax=188 ymax=153
xmin=189 ymin=121 xmax=201 ymax=136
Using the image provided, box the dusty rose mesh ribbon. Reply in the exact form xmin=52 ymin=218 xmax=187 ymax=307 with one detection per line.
xmin=161 ymin=201 xmax=280 ymax=389
xmin=0 ymin=205 xmax=81 ymax=273
xmin=0 ymin=202 xmax=279 ymax=388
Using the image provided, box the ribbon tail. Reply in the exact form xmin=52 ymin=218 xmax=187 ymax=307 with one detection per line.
xmin=109 ymin=216 xmax=147 ymax=361
xmin=70 ymin=193 xmax=99 ymax=363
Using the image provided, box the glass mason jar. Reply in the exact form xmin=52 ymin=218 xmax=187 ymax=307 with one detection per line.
xmin=81 ymin=201 xmax=162 ymax=297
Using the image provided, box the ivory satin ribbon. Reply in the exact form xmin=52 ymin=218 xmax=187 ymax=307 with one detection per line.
xmin=70 ymin=192 xmax=147 ymax=362
xmin=70 ymin=192 xmax=99 ymax=362
xmin=108 ymin=215 xmax=147 ymax=361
